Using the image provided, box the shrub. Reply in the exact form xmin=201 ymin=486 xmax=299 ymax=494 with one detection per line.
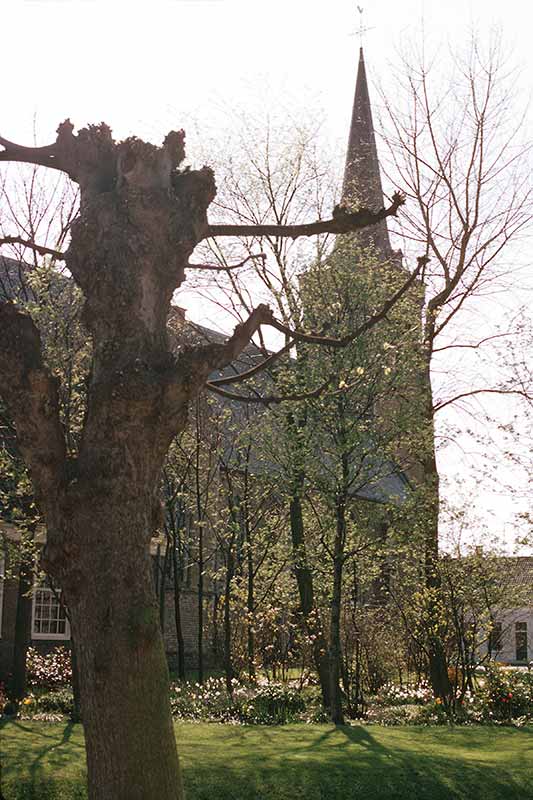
xmin=19 ymin=688 xmax=74 ymax=721
xmin=169 ymin=677 xmax=309 ymax=724
xmin=26 ymin=647 xmax=72 ymax=688
xmin=373 ymin=681 xmax=432 ymax=707
xmin=477 ymin=664 xmax=533 ymax=721
xmin=170 ymin=678 xmax=235 ymax=722
xmin=236 ymin=684 xmax=306 ymax=725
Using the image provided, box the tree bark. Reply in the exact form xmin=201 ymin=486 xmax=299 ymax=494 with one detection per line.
xmin=65 ymin=508 xmax=183 ymax=800
xmin=0 ymin=128 xmax=219 ymax=800
xmin=159 ymin=537 xmax=170 ymax=631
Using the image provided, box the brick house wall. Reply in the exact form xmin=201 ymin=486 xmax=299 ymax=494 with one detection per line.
xmin=0 ymin=560 xmax=216 ymax=683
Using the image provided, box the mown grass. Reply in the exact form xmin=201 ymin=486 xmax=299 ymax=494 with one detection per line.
xmin=1 ymin=720 xmax=532 ymax=799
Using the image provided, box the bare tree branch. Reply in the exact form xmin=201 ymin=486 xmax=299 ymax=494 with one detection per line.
xmin=207 ymin=374 xmax=334 ymax=405
xmin=181 ymin=304 xmax=275 ymax=378
xmin=206 ymin=192 xmax=405 ymax=240
xmin=0 ymin=236 xmax=65 ymax=260
xmin=187 ymin=253 xmax=266 ymax=272
xmin=208 ymin=339 xmax=294 ymax=387
xmin=432 ymin=331 xmax=518 ymax=353
xmin=0 ymin=132 xmax=68 ymax=173
xmin=434 ymin=387 xmax=533 ymax=414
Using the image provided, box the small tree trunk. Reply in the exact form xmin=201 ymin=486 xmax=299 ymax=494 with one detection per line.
xmin=420 ymin=336 xmax=452 ymax=703
xmin=197 ymin=523 xmax=204 ymax=684
xmin=246 ymin=525 xmax=256 ymax=682
xmin=289 ymin=492 xmax=331 ymax=709
xmin=159 ymin=537 xmax=170 ymax=631
xmin=171 ymin=534 xmax=186 ymax=681
xmin=329 ymin=549 xmax=345 ymax=725
xmin=223 ymin=550 xmax=235 ymax=694
xmin=8 ymin=555 xmax=33 ymax=704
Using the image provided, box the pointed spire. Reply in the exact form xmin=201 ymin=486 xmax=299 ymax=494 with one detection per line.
xmin=342 ymin=47 xmax=392 ymax=256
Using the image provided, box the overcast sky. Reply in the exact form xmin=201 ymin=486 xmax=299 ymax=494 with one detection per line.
xmin=3 ymin=0 xmax=533 ymax=550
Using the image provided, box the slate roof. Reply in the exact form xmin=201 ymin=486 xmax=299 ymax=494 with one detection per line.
xmin=0 ymin=256 xmax=38 ymax=302
xmin=496 ymin=557 xmax=533 ymax=605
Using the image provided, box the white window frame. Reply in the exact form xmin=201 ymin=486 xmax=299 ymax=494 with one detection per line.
xmin=32 ymin=578 xmax=70 ymax=641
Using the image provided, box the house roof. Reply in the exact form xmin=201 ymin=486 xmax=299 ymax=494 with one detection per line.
xmin=495 ymin=557 xmax=533 ymax=605
xmin=0 ymin=256 xmax=38 ymax=302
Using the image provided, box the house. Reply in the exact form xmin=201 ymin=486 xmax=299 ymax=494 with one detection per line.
xmin=479 ymin=557 xmax=533 ymax=665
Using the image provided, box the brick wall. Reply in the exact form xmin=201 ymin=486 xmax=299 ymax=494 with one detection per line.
xmin=162 ymin=588 xmax=219 ymax=671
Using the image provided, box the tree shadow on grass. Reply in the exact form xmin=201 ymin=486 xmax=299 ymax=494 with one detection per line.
xmin=0 ymin=720 xmax=86 ymax=799
xmin=180 ymin=724 xmax=533 ymax=800
xmin=305 ymin=722 xmax=389 ymax=751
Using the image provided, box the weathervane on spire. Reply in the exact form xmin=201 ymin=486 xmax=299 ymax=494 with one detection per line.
xmin=351 ymin=5 xmax=374 ymax=45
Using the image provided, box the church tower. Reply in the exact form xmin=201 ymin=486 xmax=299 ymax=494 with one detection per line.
xmin=342 ymin=47 xmax=395 ymax=260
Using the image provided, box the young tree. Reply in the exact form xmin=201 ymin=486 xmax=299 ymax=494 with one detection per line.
xmin=0 ymin=122 xmax=411 ymax=799
xmin=380 ymin=37 xmax=533 ymax=699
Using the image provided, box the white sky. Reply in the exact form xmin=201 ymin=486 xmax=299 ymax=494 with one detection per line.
xmin=3 ymin=0 xmax=533 ymax=550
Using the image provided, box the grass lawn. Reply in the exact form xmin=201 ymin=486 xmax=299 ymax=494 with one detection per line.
xmin=1 ymin=720 xmax=532 ymax=799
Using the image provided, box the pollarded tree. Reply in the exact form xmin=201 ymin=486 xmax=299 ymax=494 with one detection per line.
xmin=0 ymin=122 xmax=414 ymax=799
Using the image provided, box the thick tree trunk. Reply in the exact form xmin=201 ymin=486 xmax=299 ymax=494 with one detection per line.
xmin=289 ymin=492 xmax=331 ymax=710
xmin=65 ymin=507 xmax=183 ymax=800
xmin=8 ymin=556 xmax=33 ymax=704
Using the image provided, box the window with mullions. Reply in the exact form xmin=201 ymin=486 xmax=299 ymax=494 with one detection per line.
xmin=32 ymin=577 xmax=70 ymax=640
xmin=515 ymin=622 xmax=528 ymax=662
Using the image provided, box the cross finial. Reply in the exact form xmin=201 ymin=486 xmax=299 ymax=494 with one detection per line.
xmin=352 ymin=5 xmax=374 ymax=45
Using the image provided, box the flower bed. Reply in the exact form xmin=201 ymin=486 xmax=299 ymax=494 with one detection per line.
xmin=169 ymin=677 xmax=310 ymax=724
